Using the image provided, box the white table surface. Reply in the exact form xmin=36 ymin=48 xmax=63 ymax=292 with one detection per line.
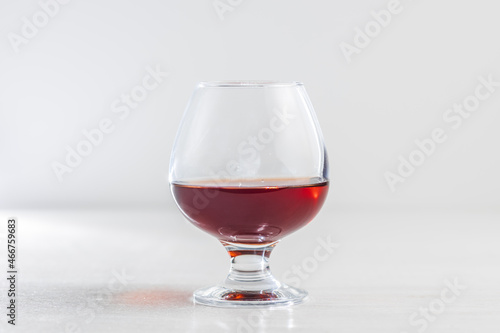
xmin=1 ymin=207 xmax=499 ymax=332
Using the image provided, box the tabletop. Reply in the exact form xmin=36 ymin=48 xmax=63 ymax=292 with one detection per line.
xmin=0 ymin=207 xmax=499 ymax=332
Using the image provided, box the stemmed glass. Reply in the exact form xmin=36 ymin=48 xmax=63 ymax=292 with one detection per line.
xmin=169 ymin=81 xmax=329 ymax=307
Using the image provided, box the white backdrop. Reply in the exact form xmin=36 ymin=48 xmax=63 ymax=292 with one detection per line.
xmin=1 ymin=0 xmax=499 ymax=210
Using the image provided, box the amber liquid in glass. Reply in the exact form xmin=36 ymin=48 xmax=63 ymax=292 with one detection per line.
xmin=171 ymin=179 xmax=328 ymax=244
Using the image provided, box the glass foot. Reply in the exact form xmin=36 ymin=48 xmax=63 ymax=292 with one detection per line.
xmin=192 ymin=241 xmax=308 ymax=307
xmin=193 ymin=284 xmax=308 ymax=307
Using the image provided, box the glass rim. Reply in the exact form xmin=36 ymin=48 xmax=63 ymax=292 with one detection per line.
xmin=198 ymin=81 xmax=304 ymax=88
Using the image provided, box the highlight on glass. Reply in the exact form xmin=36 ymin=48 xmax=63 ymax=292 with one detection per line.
xmin=169 ymin=81 xmax=329 ymax=307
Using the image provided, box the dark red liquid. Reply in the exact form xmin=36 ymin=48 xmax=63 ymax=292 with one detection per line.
xmin=171 ymin=179 xmax=328 ymax=244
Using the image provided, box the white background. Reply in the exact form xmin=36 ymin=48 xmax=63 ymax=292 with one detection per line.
xmin=1 ymin=2 xmax=500 ymax=332
xmin=1 ymin=0 xmax=499 ymax=210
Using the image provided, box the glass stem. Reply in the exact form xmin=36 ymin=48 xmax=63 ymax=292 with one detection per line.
xmin=221 ymin=242 xmax=281 ymax=292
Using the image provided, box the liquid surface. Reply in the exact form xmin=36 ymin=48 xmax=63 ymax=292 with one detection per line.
xmin=171 ymin=179 xmax=329 ymax=244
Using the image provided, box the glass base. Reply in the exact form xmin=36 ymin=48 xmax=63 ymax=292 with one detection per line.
xmin=193 ymin=284 xmax=308 ymax=307
xmin=192 ymin=241 xmax=308 ymax=307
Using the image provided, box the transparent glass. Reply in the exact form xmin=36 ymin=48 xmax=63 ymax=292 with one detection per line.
xmin=169 ymin=80 xmax=329 ymax=307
